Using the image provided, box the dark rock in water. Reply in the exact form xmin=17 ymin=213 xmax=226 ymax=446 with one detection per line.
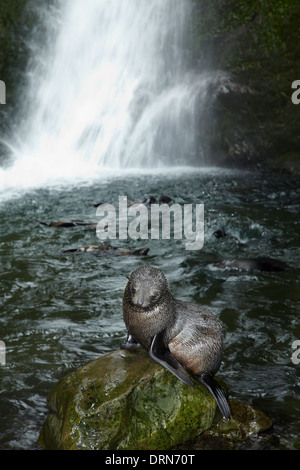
xmin=62 ymin=244 xmax=149 ymax=257
xmin=141 ymin=195 xmax=172 ymax=205
xmin=214 ymin=257 xmax=293 ymax=272
xmin=159 ymin=195 xmax=172 ymax=204
xmin=213 ymin=227 xmax=247 ymax=247
xmin=39 ymin=349 xmax=220 ymax=450
xmin=37 ymin=220 xmax=98 ymax=228
xmin=213 ymin=228 xmax=228 ymax=239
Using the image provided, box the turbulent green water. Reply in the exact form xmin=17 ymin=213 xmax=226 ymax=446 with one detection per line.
xmin=0 ymin=168 xmax=299 ymax=449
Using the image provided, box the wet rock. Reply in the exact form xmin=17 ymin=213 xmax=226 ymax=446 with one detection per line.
xmin=206 ymin=399 xmax=272 ymax=440
xmin=270 ymin=152 xmax=300 ymax=176
xmin=39 ymin=349 xmax=222 ymax=450
xmin=174 ymin=400 xmax=273 ymax=450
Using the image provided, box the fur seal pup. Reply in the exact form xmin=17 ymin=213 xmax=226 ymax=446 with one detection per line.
xmin=213 ymin=228 xmax=228 ymax=239
xmin=214 ymin=257 xmax=293 ymax=272
xmin=62 ymin=244 xmax=149 ymax=256
xmin=213 ymin=227 xmax=248 ymax=247
xmin=122 ymin=265 xmax=231 ymax=419
xmin=37 ymin=220 xmax=97 ymax=228
xmin=141 ymin=195 xmax=172 ymax=205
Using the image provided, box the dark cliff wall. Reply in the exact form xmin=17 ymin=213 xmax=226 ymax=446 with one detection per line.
xmin=0 ymin=0 xmax=34 ymax=128
xmin=191 ymin=0 xmax=300 ymax=173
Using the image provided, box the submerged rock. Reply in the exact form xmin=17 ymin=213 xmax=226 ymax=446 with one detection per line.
xmin=39 ymin=349 xmax=221 ymax=450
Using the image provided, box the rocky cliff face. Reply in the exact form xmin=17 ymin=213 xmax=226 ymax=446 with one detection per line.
xmin=0 ymin=1 xmax=32 ymax=123
xmin=0 ymin=0 xmax=49 ymax=164
xmin=190 ymin=0 xmax=300 ymax=173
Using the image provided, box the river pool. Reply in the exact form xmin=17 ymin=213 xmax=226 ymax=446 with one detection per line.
xmin=0 ymin=167 xmax=299 ymax=449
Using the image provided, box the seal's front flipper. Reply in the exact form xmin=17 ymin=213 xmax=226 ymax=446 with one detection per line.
xmin=198 ymin=374 xmax=231 ymax=420
xmin=149 ymin=332 xmax=194 ymax=386
xmin=121 ymin=333 xmax=142 ymax=350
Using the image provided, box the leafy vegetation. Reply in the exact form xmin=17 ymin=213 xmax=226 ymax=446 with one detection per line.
xmin=191 ymin=0 xmax=300 ymax=66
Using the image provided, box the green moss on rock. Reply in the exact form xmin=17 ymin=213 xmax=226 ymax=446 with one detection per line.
xmin=174 ymin=399 xmax=273 ymax=450
xmin=39 ymin=349 xmax=221 ymax=450
xmin=206 ymin=399 xmax=273 ymax=440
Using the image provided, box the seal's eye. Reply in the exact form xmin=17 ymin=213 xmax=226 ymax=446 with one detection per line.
xmin=130 ymin=286 xmax=137 ymax=295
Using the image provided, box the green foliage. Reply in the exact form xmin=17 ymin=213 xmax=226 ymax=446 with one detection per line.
xmin=0 ymin=0 xmax=27 ymax=28
xmin=0 ymin=0 xmax=32 ymax=113
xmin=191 ymin=0 xmax=299 ymax=60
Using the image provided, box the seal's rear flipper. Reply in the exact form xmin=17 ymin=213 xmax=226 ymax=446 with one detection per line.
xmin=149 ymin=332 xmax=194 ymax=386
xmin=132 ymin=248 xmax=150 ymax=256
xmin=198 ymin=374 xmax=231 ymax=419
xmin=36 ymin=220 xmax=51 ymax=227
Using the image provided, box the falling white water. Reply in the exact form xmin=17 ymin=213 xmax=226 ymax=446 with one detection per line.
xmin=0 ymin=0 xmax=212 ymax=195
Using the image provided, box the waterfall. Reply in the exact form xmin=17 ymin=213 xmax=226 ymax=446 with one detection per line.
xmin=0 ymin=0 xmax=212 ymax=192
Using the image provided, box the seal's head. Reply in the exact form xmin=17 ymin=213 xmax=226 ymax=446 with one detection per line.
xmin=127 ymin=265 xmax=169 ymax=309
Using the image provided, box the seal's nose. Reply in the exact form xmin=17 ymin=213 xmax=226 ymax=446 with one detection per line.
xmin=136 ymin=300 xmax=143 ymax=307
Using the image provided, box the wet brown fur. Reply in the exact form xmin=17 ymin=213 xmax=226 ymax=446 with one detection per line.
xmin=122 ymin=265 xmax=223 ymax=377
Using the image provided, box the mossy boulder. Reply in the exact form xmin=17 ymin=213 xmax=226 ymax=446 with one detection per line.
xmin=39 ymin=349 xmax=222 ymax=450
xmin=205 ymin=399 xmax=273 ymax=440
xmin=175 ymin=399 xmax=273 ymax=450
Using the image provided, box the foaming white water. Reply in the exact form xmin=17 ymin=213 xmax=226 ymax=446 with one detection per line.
xmin=1 ymin=0 xmax=212 ymax=197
